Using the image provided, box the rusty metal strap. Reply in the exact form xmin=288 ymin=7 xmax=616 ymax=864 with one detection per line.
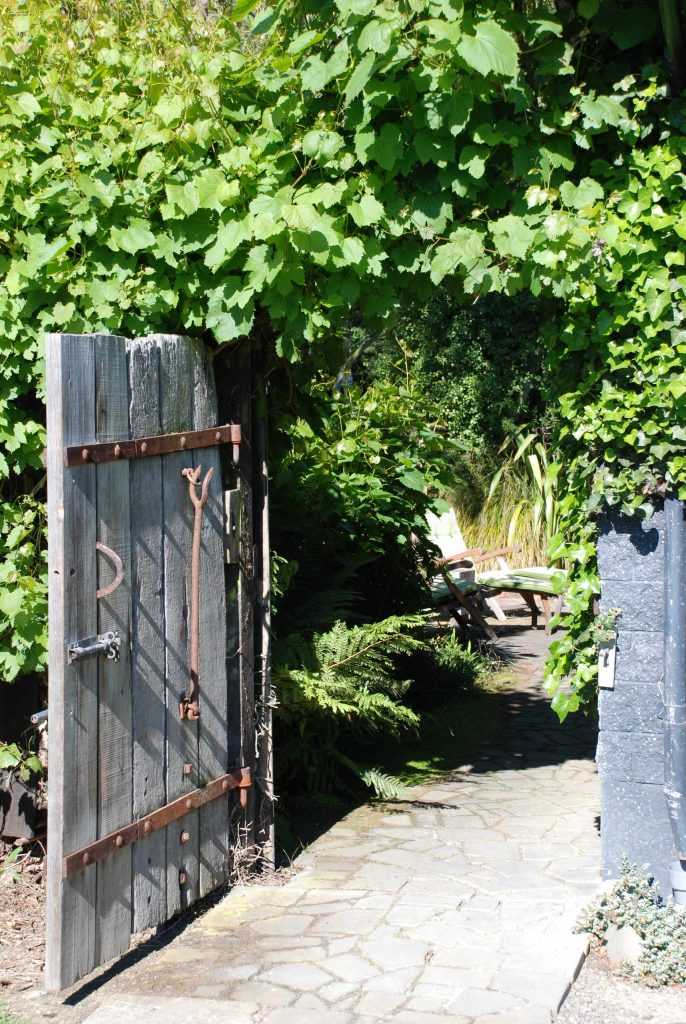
xmin=64 ymin=423 xmax=241 ymax=467
xmin=62 ymin=767 xmax=252 ymax=878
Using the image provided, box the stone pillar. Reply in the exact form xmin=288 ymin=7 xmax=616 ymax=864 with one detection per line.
xmin=596 ymin=508 xmax=677 ymax=892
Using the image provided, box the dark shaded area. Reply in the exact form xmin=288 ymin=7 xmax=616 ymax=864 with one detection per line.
xmin=279 ymin=620 xmax=598 ymax=861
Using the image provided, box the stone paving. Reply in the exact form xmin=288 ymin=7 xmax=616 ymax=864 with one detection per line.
xmin=72 ymin=620 xmax=601 ymax=1024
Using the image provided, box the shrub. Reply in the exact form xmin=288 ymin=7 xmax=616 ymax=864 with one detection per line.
xmin=577 ymin=857 xmax=686 ymax=987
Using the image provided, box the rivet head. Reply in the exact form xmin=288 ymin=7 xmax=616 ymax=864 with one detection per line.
xmin=140 ymin=441 xmax=148 ymax=454
xmin=114 ymin=444 xmax=121 ymax=458
xmin=180 ymin=436 xmax=187 ymax=449
xmin=143 ymin=821 xmax=152 ymax=834
xmin=83 ymin=852 xmax=92 ymax=865
xmin=215 ymin=430 xmax=221 ymax=442
xmin=115 ymin=835 xmax=124 ymax=848
xmin=185 ymin=798 xmax=193 ymax=810
xmin=81 ymin=448 xmax=90 ymax=462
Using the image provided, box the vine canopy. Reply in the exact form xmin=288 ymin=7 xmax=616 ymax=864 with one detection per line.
xmin=0 ymin=0 xmax=684 ymax=710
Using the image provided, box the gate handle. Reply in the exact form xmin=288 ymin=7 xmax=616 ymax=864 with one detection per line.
xmin=96 ymin=542 xmax=124 ymax=600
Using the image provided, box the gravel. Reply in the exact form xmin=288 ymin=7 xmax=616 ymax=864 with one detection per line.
xmin=558 ymin=951 xmax=686 ymax=1024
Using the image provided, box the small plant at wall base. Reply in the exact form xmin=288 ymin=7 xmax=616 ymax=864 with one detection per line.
xmin=577 ymin=857 xmax=686 ymax=987
xmin=0 ymin=741 xmax=42 ymax=782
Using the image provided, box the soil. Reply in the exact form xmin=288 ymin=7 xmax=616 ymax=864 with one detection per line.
xmin=558 ymin=950 xmax=686 ymax=1024
xmin=0 ymin=838 xmax=46 ymax=996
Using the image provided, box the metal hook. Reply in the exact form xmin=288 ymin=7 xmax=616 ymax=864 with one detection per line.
xmin=179 ymin=465 xmax=214 ymax=720
xmin=95 ymin=541 xmax=124 ymax=600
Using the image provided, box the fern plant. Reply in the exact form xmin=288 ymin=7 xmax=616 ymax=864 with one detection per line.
xmin=274 ymin=615 xmax=426 ymax=798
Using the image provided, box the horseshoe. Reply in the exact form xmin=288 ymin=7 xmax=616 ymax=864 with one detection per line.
xmin=95 ymin=541 xmax=124 ymax=600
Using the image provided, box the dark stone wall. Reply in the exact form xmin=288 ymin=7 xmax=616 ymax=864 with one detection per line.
xmin=596 ymin=509 xmax=677 ymax=893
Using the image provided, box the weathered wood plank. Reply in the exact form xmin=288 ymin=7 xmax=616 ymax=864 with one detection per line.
xmin=94 ymin=336 xmax=133 ymax=966
xmin=46 ymin=334 xmax=99 ymax=990
xmin=158 ymin=335 xmax=200 ymax=915
xmin=254 ymin=389 xmax=275 ymax=867
xmin=191 ymin=342 xmax=229 ymax=897
xmin=128 ymin=338 xmax=167 ymax=933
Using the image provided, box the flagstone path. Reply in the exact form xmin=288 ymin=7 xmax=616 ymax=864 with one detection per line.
xmin=33 ymin=620 xmax=601 ymax=1024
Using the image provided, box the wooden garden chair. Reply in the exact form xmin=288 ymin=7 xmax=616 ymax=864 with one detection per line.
xmin=426 ymin=510 xmax=566 ymax=635
xmin=471 ymin=549 xmax=567 ymax=633
xmin=425 ymin=511 xmax=496 ymax=641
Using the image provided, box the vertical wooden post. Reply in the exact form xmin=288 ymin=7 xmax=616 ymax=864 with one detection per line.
xmin=46 ymin=335 xmax=107 ymax=989
xmin=93 ymin=336 xmax=132 ymax=966
xmin=217 ymin=340 xmax=255 ymax=851
xmin=192 ymin=341 xmax=230 ymax=897
xmin=129 ymin=338 xmax=167 ymax=932
xmin=159 ymin=336 xmax=200 ymax=915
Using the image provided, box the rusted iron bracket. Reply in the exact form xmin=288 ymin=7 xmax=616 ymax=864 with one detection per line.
xmin=64 ymin=423 xmax=241 ymax=468
xmin=63 ymin=767 xmax=252 ymax=878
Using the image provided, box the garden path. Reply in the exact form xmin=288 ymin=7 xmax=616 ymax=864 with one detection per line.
xmin=26 ymin=616 xmax=601 ymax=1024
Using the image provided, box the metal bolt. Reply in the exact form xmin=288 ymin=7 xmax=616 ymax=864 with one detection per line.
xmin=83 ymin=852 xmax=92 ymax=866
xmin=215 ymin=430 xmax=221 ymax=442
xmin=81 ymin=448 xmax=90 ymax=462
xmin=140 ymin=441 xmax=148 ymax=454
xmin=180 ymin=831 xmax=190 ymax=844
xmin=143 ymin=821 xmax=152 ymax=834
xmin=114 ymin=444 xmax=121 ymax=458
xmin=180 ymin=435 xmax=187 ymax=449
xmin=185 ymin=798 xmax=193 ymax=810
xmin=115 ymin=835 xmax=124 ymax=848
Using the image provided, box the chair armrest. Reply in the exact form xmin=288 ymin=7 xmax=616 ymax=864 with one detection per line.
xmin=470 ymin=546 xmax=522 ymax=565
xmin=436 ymin=547 xmax=484 ymax=567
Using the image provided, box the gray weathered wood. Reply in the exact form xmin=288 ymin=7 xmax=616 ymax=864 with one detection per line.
xmin=159 ymin=336 xmax=200 ymax=914
xmin=191 ymin=343 xmax=230 ymax=897
xmin=94 ymin=337 xmax=133 ymax=966
xmin=47 ymin=331 xmax=254 ymax=989
xmin=46 ymin=335 xmax=100 ymax=989
xmin=128 ymin=338 xmax=167 ymax=933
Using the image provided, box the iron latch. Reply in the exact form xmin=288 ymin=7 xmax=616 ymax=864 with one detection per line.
xmin=68 ymin=630 xmax=121 ymax=665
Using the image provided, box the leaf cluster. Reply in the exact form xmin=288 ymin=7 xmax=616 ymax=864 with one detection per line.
xmin=577 ymin=857 xmax=686 ymax=986
xmin=0 ymin=0 xmax=683 ymax=717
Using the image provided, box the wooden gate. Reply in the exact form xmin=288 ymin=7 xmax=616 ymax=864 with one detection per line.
xmin=45 ymin=333 xmax=271 ymax=991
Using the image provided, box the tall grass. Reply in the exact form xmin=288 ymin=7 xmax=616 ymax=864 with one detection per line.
xmin=449 ymin=431 xmax=560 ymax=568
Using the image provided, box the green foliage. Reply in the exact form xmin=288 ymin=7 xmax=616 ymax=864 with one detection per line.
xmin=0 ymin=499 xmax=47 ymax=681
xmin=368 ymin=292 xmax=550 ymax=466
xmin=0 ymin=741 xmax=42 ymax=781
xmin=0 ymin=0 xmax=683 ymax=719
xmin=459 ymin=429 xmax=561 ymax=568
xmin=402 ymin=632 xmax=492 ymax=711
xmin=0 ymin=843 xmax=22 ymax=883
xmin=270 ymin=374 xmax=458 ymax=623
xmin=577 ymin=857 xmax=686 ymax=986
xmin=273 ymin=615 xmax=425 ymax=797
